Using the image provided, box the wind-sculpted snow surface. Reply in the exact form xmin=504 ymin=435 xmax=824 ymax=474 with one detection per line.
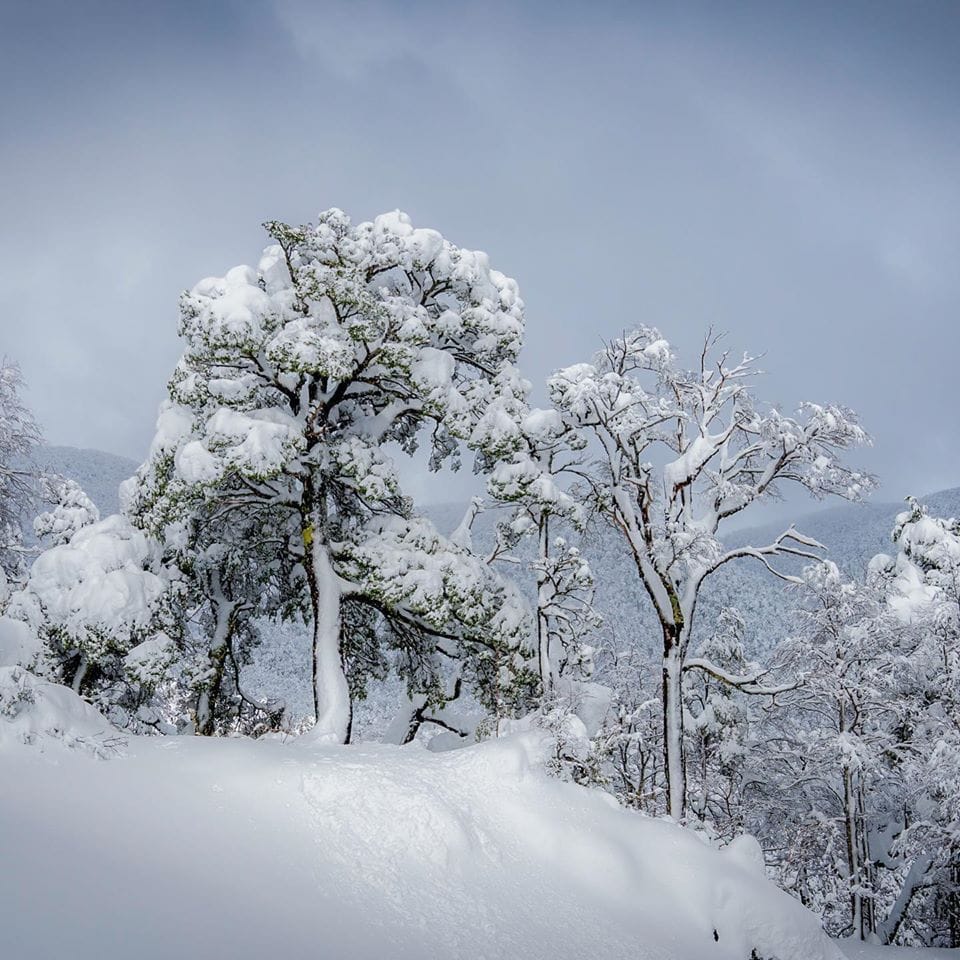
xmin=0 ymin=715 xmax=842 ymax=960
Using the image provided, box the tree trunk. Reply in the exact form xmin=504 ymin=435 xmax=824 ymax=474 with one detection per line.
xmin=843 ymin=765 xmax=873 ymax=939
xmin=949 ymin=860 xmax=960 ymax=948
xmin=536 ymin=513 xmax=554 ymax=699
xmin=857 ymin=780 xmax=875 ymax=937
xmin=662 ymin=628 xmax=686 ymax=820
xmin=196 ymin=582 xmax=237 ymax=736
xmin=383 ymin=674 xmax=466 ymax=746
xmin=383 ymin=692 xmax=429 ymax=746
xmin=694 ymin=726 xmax=710 ymax=824
xmin=196 ymin=642 xmax=229 ymax=736
xmin=71 ymin=652 xmax=89 ymax=694
xmin=305 ymin=534 xmax=351 ymax=744
xmin=877 ymin=849 xmax=934 ymax=944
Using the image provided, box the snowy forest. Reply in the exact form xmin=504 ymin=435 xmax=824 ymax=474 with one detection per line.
xmin=2 ymin=206 xmax=959 ymax=959
xmin=5 ymin=2 xmax=960 ymax=957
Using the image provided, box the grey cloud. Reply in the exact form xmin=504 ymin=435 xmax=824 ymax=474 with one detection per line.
xmin=2 ymin=0 xmax=958 ymax=506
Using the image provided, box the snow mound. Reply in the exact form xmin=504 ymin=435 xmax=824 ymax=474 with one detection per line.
xmin=295 ymin=732 xmax=837 ymax=960
xmin=0 ymin=666 xmax=124 ymax=756
xmin=0 ymin=615 xmax=42 ymax=667
xmin=0 ymin=719 xmax=842 ymax=960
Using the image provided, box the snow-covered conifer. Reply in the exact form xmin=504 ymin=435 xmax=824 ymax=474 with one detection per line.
xmin=132 ymin=209 xmax=533 ymax=742
xmin=7 ymin=514 xmax=170 ymax=726
xmin=34 ymin=474 xmax=99 ymax=546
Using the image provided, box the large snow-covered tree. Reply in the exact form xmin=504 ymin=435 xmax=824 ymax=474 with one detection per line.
xmin=0 ymin=358 xmax=42 ymax=584
xmin=547 ymin=328 xmax=874 ymax=818
xmin=132 ymin=209 xmax=533 ymax=743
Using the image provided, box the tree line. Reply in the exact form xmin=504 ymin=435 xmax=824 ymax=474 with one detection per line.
xmin=1 ymin=208 xmax=956 ymax=946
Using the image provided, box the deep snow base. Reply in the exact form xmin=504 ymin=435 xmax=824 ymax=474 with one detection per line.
xmin=0 ymin=718 xmax=851 ymax=960
xmin=0 ymin=676 xmax=941 ymax=960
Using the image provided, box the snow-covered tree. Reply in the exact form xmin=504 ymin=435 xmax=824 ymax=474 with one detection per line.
xmin=548 ymin=328 xmax=874 ymax=818
xmin=747 ymin=534 xmax=959 ymax=946
xmin=591 ymin=645 xmax=663 ymax=812
xmin=7 ymin=514 xmax=171 ymax=726
xmin=487 ymin=406 xmax=601 ymax=698
xmin=685 ymin=607 xmax=750 ymax=839
xmin=34 ymin=474 xmax=99 ymax=547
xmin=131 ymin=209 xmax=533 ymax=743
xmin=0 ymin=358 xmax=42 ymax=581
xmin=871 ymin=499 xmax=960 ymax=945
xmin=771 ymin=562 xmax=898 ymax=939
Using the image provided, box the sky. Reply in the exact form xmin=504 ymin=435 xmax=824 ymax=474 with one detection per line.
xmin=2 ymin=0 xmax=959 ymax=509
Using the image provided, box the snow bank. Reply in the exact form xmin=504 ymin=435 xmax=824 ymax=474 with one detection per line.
xmin=0 ymin=666 xmax=123 ymax=756
xmin=839 ymin=942 xmax=960 ymax=959
xmin=0 ymin=717 xmax=844 ymax=960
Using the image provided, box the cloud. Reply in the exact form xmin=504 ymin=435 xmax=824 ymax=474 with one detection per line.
xmin=2 ymin=0 xmax=959 ymax=505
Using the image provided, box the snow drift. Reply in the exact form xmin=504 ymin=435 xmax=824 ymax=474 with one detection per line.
xmin=0 ymin=683 xmax=841 ymax=960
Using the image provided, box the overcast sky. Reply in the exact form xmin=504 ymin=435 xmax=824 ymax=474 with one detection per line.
xmin=3 ymin=0 xmax=958 ymax=507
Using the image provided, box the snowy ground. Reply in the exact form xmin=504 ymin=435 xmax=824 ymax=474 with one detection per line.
xmin=0 ymin=683 xmax=837 ymax=960
xmin=840 ymin=943 xmax=959 ymax=959
xmin=0 ymin=673 xmax=953 ymax=960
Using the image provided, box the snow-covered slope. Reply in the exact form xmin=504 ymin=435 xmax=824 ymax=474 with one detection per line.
xmin=0 ymin=689 xmax=841 ymax=960
xmin=841 ymin=944 xmax=959 ymax=960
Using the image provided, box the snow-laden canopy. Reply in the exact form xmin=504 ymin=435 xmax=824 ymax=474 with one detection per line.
xmin=9 ymin=514 xmax=166 ymax=662
xmin=129 ymin=209 xmax=535 ymax=742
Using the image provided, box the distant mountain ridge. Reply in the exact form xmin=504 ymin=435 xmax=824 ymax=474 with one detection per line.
xmin=33 ymin=445 xmax=138 ymax=518
xmin=692 ymin=486 xmax=960 ymax=654
xmin=428 ymin=486 xmax=960 ymax=657
xmin=726 ymin=487 xmax=960 ymax=574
